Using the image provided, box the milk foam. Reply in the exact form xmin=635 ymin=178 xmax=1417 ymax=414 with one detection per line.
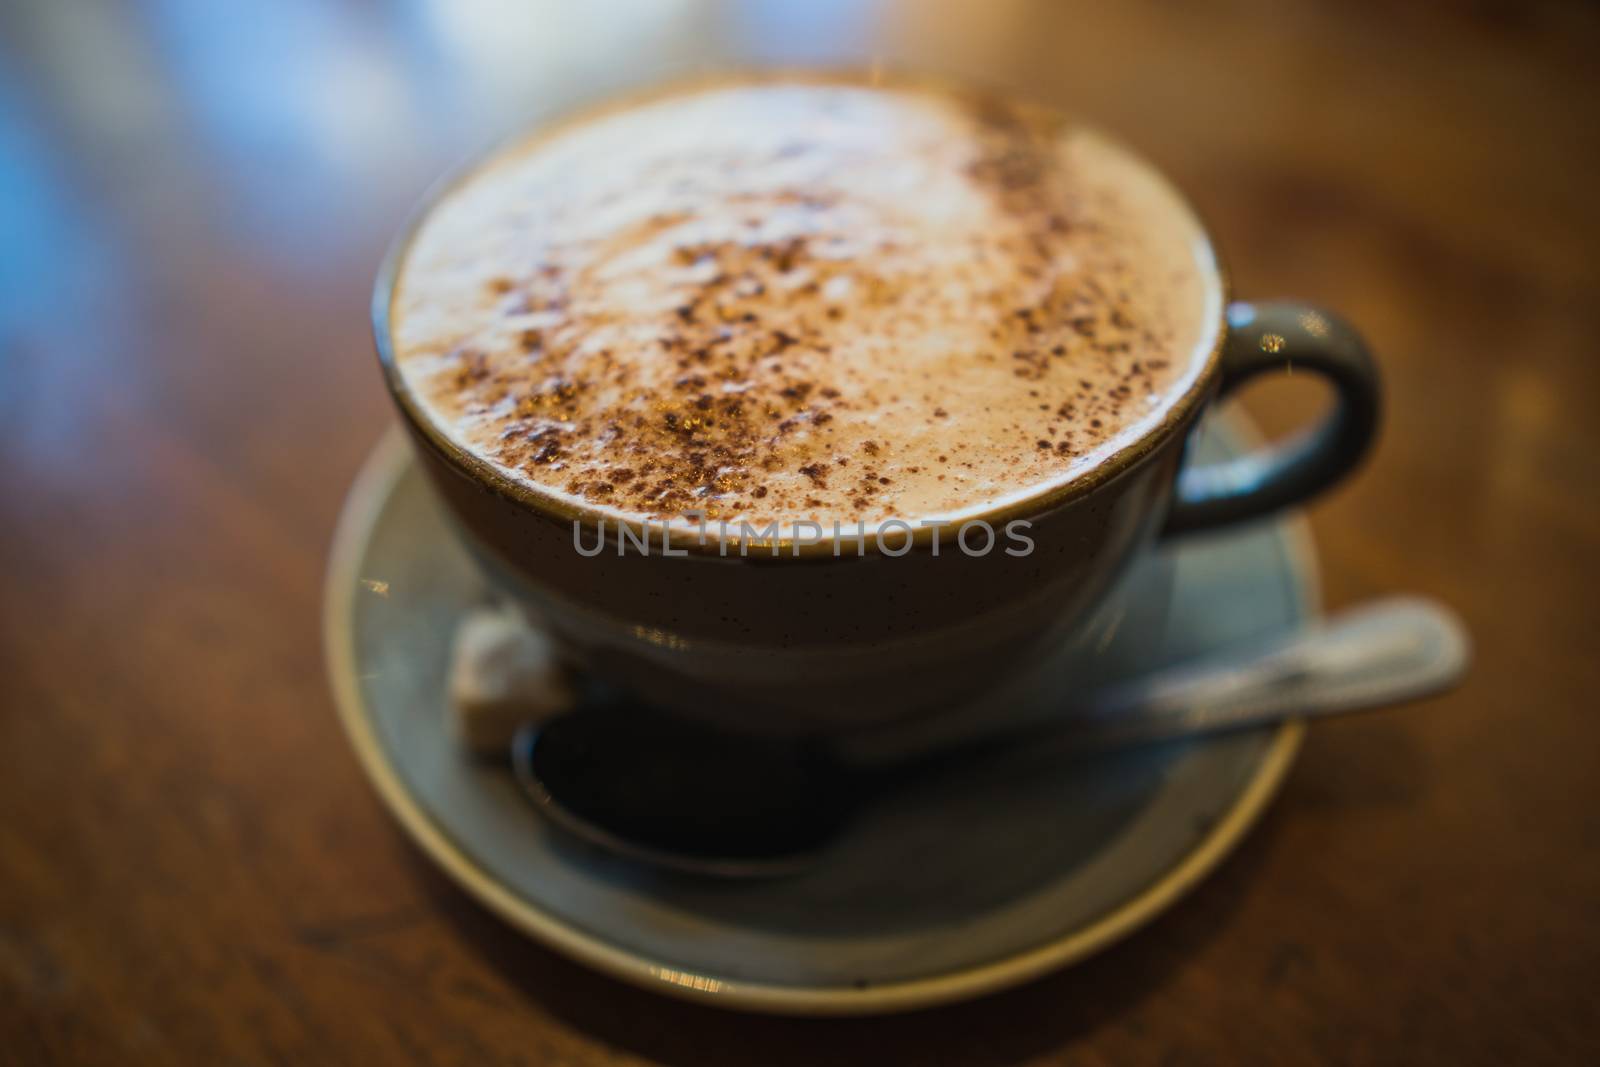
xmin=390 ymin=76 xmax=1219 ymax=528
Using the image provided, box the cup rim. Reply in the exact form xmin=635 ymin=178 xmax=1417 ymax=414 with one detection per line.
xmin=371 ymin=67 xmax=1232 ymax=559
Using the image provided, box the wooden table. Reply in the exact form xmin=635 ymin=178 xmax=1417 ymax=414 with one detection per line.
xmin=3 ymin=2 xmax=1596 ymax=1062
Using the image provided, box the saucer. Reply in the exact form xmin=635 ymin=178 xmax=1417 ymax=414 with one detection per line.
xmin=324 ymin=414 xmax=1315 ymax=1015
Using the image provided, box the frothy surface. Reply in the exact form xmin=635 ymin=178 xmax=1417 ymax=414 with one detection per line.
xmin=391 ymin=77 xmax=1217 ymax=528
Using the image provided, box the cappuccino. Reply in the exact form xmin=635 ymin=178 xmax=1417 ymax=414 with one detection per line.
xmin=391 ymin=75 xmax=1218 ymax=532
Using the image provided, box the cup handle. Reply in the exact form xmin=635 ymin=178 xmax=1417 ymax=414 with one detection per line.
xmin=1161 ymin=301 xmax=1381 ymax=536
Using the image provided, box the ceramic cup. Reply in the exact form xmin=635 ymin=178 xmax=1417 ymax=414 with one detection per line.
xmin=373 ymin=80 xmax=1380 ymax=735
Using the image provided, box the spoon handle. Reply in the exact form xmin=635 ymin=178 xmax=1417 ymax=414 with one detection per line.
xmin=1059 ymin=597 xmax=1470 ymax=749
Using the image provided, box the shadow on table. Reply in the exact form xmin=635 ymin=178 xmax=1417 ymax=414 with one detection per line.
xmin=413 ymin=797 xmax=1292 ymax=1066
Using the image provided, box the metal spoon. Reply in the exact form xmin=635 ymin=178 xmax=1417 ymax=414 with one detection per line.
xmin=512 ymin=597 xmax=1468 ymax=878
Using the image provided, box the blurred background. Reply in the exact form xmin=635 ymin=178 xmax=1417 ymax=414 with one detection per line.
xmin=2 ymin=2 xmax=1597 ymax=1064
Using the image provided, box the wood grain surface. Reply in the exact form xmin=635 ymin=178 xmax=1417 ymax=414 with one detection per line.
xmin=2 ymin=1 xmax=1596 ymax=1063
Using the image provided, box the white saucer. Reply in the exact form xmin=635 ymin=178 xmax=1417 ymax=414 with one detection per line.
xmin=324 ymin=414 xmax=1314 ymax=1015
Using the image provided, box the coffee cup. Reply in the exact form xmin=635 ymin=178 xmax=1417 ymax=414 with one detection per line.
xmin=373 ymin=73 xmax=1379 ymax=734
